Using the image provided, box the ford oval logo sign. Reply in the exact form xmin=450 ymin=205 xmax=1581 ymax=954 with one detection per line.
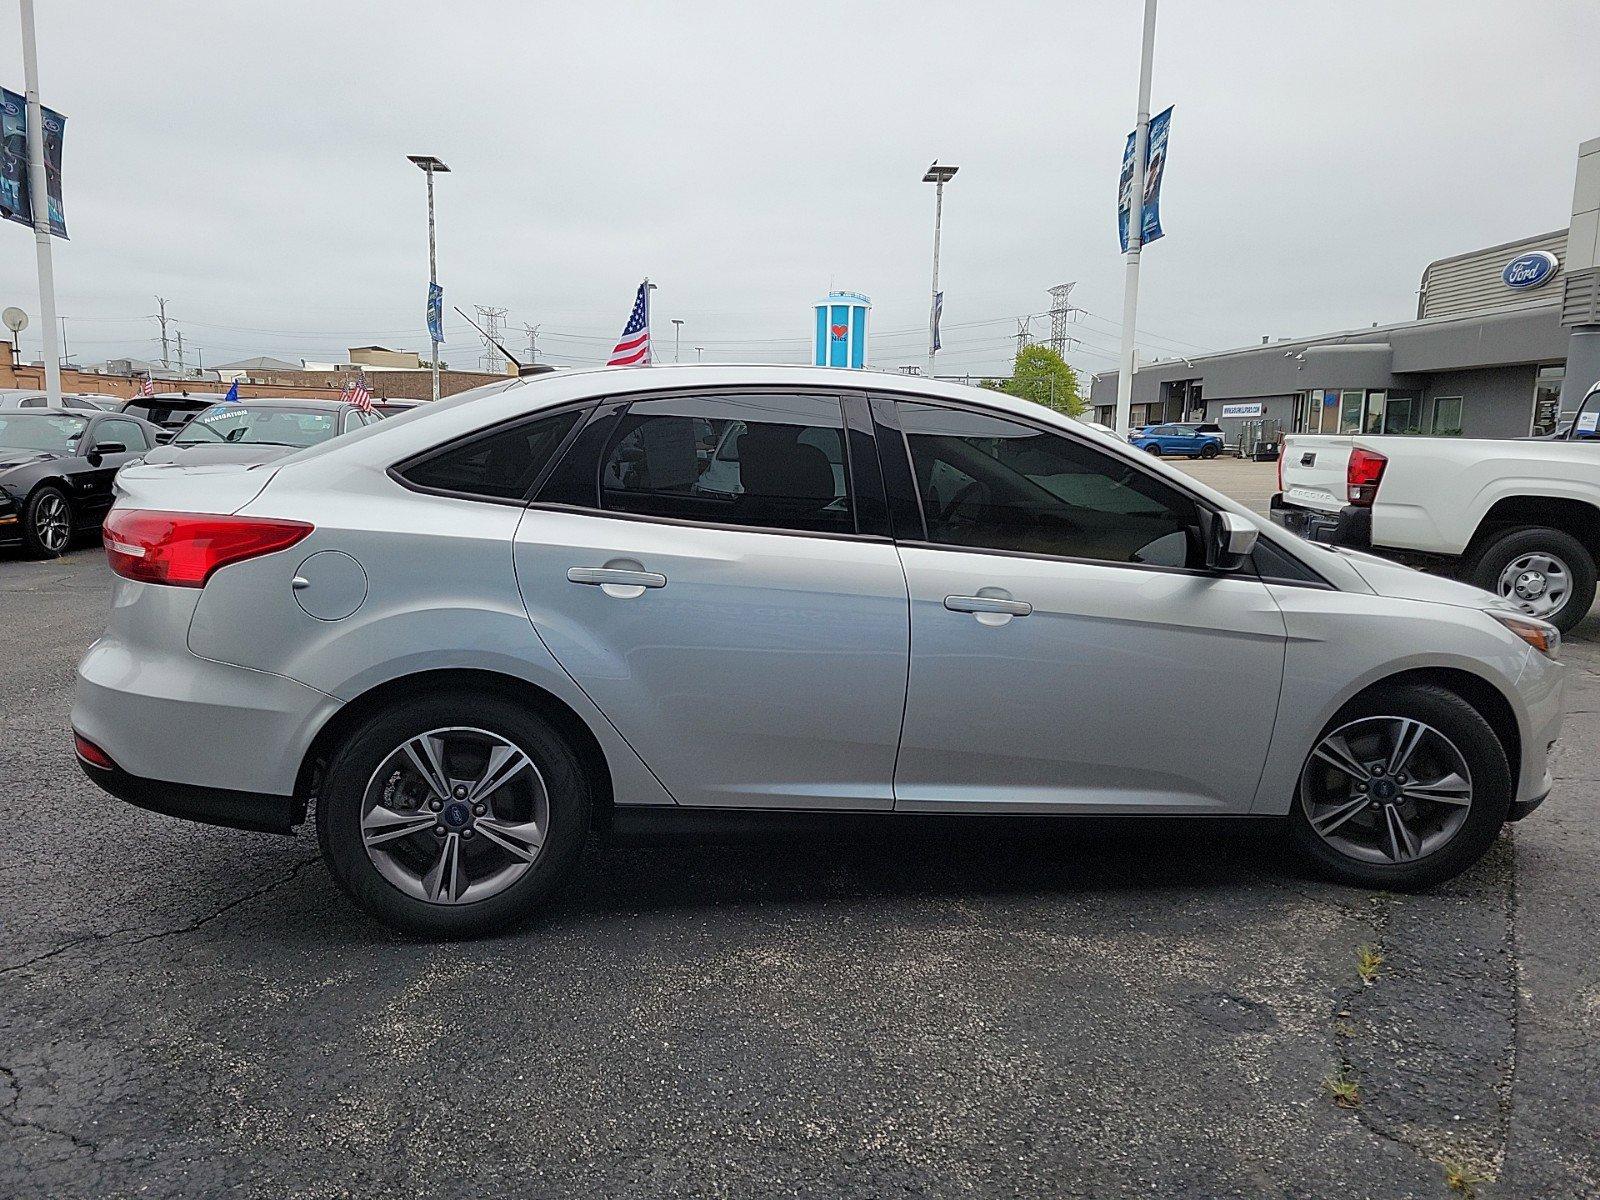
xmin=1503 ymin=250 xmax=1559 ymax=290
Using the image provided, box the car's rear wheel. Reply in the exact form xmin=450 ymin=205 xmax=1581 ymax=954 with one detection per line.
xmin=1468 ymin=526 xmax=1596 ymax=632
xmin=1287 ymin=682 xmax=1511 ymax=890
xmin=21 ymin=485 xmax=72 ymax=558
xmin=317 ymin=693 xmax=594 ymax=936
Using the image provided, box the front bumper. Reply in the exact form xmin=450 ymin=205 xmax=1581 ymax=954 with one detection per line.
xmin=1270 ymin=493 xmax=1372 ymax=551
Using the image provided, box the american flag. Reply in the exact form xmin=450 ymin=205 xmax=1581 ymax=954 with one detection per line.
xmin=606 ymin=281 xmax=652 ymax=366
xmin=136 ymin=374 xmax=155 ymax=398
xmin=340 ymin=377 xmax=373 ymax=413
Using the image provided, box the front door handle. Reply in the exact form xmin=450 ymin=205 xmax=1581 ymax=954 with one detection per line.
xmin=944 ymin=594 xmax=1032 ymax=617
xmin=567 ymin=566 xmax=667 ymax=589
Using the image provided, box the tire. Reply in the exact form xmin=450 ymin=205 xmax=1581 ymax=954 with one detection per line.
xmin=20 ymin=485 xmax=73 ymax=558
xmin=1143 ymin=443 xmax=1163 ymax=456
xmin=1287 ymin=682 xmax=1512 ymax=891
xmin=1199 ymin=443 xmax=1219 ymax=460
xmin=1468 ymin=526 xmax=1596 ymax=633
xmin=317 ymin=692 xmax=595 ymax=937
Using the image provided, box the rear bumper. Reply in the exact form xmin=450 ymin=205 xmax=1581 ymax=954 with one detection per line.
xmin=76 ymin=752 xmax=301 ymax=834
xmin=1270 ymin=493 xmax=1372 ymax=551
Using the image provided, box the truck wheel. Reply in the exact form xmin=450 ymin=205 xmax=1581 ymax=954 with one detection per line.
xmin=1469 ymin=527 xmax=1596 ymax=632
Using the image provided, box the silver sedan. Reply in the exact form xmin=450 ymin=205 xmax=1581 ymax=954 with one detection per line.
xmin=73 ymin=366 xmax=1565 ymax=935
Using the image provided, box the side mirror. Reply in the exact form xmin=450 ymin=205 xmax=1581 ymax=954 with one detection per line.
xmin=1203 ymin=510 xmax=1258 ymax=572
xmin=92 ymin=441 xmax=128 ymax=457
xmin=155 ymin=429 xmax=175 ymax=444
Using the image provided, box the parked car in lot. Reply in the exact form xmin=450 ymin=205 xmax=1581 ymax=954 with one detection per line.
xmin=118 ymin=392 xmax=228 ymax=441
xmin=73 ymin=366 xmax=1564 ymax=935
xmin=373 ymin=398 xmax=424 ymax=418
xmin=1271 ymin=380 xmax=1600 ymax=632
xmin=1131 ymin=423 xmax=1222 ymax=458
xmin=0 ymin=388 xmax=122 ymax=411
xmin=0 ymin=409 xmax=162 ymax=556
xmin=136 ymin=397 xmax=380 ymax=469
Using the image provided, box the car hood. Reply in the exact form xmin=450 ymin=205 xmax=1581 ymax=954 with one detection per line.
xmin=1333 ymin=547 xmax=1505 ymax=612
xmin=0 ymin=449 xmax=62 ymax=474
xmin=138 ymin=443 xmax=299 ymax=467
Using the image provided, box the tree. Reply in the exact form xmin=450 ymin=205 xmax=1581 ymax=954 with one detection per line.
xmin=982 ymin=344 xmax=1084 ymax=417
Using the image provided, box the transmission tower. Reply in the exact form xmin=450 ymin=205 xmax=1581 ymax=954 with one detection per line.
xmin=1014 ymin=316 xmax=1033 ymax=360
xmin=522 ymin=323 xmax=540 ymax=363
xmin=475 ymin=305 xmax=509 ymax=373
xmin=1047 ymin=283 xmax=1080 ymax=356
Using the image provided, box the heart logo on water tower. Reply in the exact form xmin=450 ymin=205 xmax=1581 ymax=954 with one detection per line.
xmin=830 ymin=324 xmax=848 ymax=340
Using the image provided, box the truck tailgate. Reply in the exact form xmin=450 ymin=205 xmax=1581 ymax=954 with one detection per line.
xmin=1278 ymin=435 xmax=1353 ymax=513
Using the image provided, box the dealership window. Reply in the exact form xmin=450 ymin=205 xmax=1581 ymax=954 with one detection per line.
xmin=1430 ymin=397 xmax=1463 ymax=436
xmin=1338 ymin=391 xmax=1364 ymax=434
xmin=1531 ymin=365 xmax=1565 ymax=437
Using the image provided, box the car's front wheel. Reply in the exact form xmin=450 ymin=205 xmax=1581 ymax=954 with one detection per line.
xmin=1199 ymin=443 xmax=1219 ymax=459
xmin=317 ymin=692 xmax=594 ymax=936
xmin=1287 ymin=682 xmax=1511 ymax=890
xmin=1142 ymin=443 xmax=1162 ymax=456
xmin=21 ymin=484 xmax=72 ymax=557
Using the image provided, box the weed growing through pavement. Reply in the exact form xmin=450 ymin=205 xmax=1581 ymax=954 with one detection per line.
xmin=1356 ymin=944 xmax=1383 ymax=984
xmin=1323 ymin=1067 xmax=1360 ymax=1108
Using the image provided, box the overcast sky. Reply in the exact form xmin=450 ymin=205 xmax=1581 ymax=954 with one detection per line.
xmin=5 ymin=1 xmax=1599 ymax=381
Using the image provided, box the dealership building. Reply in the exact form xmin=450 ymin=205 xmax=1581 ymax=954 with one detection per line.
xmin=1090 ymin=137 xmax=1600 ymax=445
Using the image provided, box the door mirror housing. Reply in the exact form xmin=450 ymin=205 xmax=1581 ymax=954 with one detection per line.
xmin=1202 ymin=509 xmax=1258 ymax=572
xmin=91 ymin=441 xmax=128 ymax=457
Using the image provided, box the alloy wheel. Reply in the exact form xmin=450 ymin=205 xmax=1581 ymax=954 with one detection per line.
xmin=1496 ymin=551 xmax=1571 ymax=620
xmin=361 ymin=726 xmax=549 ymax=905
xmin=34 ymin=493 xmax=70 ymax=553
xmin=1300 ymin=715 xmax=1474 ymax=866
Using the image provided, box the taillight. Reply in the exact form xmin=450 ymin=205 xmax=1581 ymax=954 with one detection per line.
xmin=1276 ymin=440 xmax=1286 ymax=494
xmin=103 ymin=508 xmax=313 ymax=587
xmin=1347 ymin=447 xmax=1388 ymax=506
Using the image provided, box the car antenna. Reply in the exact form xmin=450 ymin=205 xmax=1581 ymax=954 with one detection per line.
xmin=452 ymin=307 xmax=553 ymax=377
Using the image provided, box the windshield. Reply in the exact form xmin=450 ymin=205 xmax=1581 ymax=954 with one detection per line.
xmin=0 ymin=413 xmax=88 ymax=452
xmin=176 ymin=405 xmax=339 ymax=447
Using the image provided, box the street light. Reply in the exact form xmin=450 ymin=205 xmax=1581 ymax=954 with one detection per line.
xmin=694 ymin=346 xmax=704 ymax=363
xmin=407 ymin=154 xmax=450 ymax=402
xmin=671 ymin=318 xmax=684 ymax=363
xmin=922 ymin=161 xmax=958 ymax=378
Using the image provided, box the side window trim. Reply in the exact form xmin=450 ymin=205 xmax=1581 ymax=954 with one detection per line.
xmin=388 ymin=400 xmax=596 ymax=506
xmin=866 ymin=396 xmax=928 ymax=542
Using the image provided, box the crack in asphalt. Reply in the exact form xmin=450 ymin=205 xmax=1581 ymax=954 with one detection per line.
xmin=0 ymin=1064 xmax=102 ymax=1159
xmin=0 ymin=853 xmax=324 ymax=979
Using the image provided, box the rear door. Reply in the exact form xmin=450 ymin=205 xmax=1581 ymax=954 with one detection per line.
xmin=878 ymin=397 xmax=1287 ymax=814
xmin=513 ymin=390 xmax=909 ymax=811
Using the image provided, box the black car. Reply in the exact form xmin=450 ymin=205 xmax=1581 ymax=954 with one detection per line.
xmin=118 ymin=392 xmax=223 ymax=441
xmin=0 ymin=409 xmax=162 ymax=557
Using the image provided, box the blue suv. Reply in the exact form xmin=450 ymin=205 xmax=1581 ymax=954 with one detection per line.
xmin=1132 ymin=423 xmax=1222 ymax=459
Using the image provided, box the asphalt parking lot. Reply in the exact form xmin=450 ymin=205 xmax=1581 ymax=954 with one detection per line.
xmin=3 ymin=493 xmax=1598 ymax=1198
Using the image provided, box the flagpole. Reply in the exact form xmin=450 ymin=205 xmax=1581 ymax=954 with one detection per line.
xmin=19 ymin=0 xmax=61 ymax=405
xmin=1115 ymin=0 xmax=1158 ymax=438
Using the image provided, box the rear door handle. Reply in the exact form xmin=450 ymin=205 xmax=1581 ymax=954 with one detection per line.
xmin=567 ymin=567 xmax=667 ymax=589
xmin=944 ymin=595 xmax=1032 ymax=616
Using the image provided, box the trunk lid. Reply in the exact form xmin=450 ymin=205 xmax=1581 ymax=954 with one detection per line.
xmin=114 ymin=461 xmax=281 ymax=515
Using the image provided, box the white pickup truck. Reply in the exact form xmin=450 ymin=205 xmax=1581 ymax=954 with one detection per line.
xmin=1271 ymin=382 xmax=1600 ymax=631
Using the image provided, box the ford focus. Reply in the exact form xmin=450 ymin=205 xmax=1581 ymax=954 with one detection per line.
xmin=72 ymin=367 xmax=1564 ymax=935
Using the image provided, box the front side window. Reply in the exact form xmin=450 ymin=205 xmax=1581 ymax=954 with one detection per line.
xmin=399 ymin=408 xmax=582 ymax=501
xmin=599 ymin=394 xmax=853 ymax=535
xmin=896 ymin=401 xmax=1199 ymax=569
xmin=95 ymin=417 xmax=148 ymax=451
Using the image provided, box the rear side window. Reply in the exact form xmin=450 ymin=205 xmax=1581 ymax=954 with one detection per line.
xmin=398 ymin=409 xmax=582 ymax=501
xmin=597 ymin=394 xmax=853 ymax=535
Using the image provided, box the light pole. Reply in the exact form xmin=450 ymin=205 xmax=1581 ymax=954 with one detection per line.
xmin=1114 ymin=0 xmax=1159 ymax=437
xmin=671 ymin=318 xmax=684 ymax=363
xmin=20 ymin=0 xmax=61 ymax=404
xmin=694 ymin=346 xmax=704 ymax=363
xmin=407 ymin=155 xmax=450 ymax=402
xmin=922 ymin=162 xmax=958 ymax=378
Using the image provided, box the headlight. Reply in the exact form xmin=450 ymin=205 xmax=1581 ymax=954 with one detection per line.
xmin=1489 ymin=610 xmax=1561 ymax=657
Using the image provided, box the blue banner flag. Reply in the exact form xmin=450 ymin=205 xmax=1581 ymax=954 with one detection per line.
xmin=1118 ymin=104 xmax=1172 ymax=252
xmin=426 ymin=282 xmax=444 ymax=344
xmin=0 ymin=87 xmax=68 ymax=238
xmin=222 ymin=381 xmax=240 ymax=403
xmin=932 ymin=291 xmax=944 ymax=351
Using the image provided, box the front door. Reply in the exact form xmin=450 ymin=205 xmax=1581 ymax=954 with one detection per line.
xmin=882 ymin=398 xmax=1288 ymax=813
xmin=513 ymin=391 xmax=909 ymax=810
xmin=74 ymin=416 xmax=149 ymax=523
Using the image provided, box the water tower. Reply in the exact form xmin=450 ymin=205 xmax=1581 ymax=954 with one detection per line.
xmin=812 ymin=291 xmax=871 ymax=368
